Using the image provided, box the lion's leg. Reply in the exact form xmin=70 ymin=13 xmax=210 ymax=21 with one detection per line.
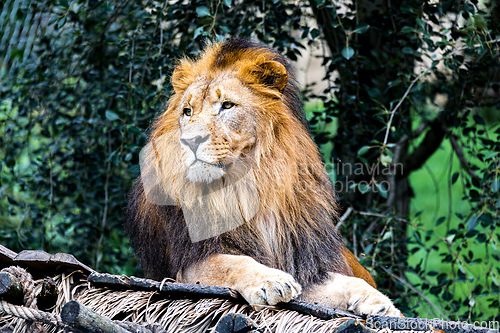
xmin=177 ymin=254 xmax=301 ymax=309
xmin=342 ymin=247 xmax=377 ymax=288
xmin=301 ymin=273 xmax=401 ymax=317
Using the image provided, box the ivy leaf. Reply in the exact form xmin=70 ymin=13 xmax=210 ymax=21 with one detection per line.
xmin=341 ymin=46 xmax=354 ymax=60
xmin=376 ymin=183 xmax=388 ymax=198
xmin=48 ymin=16 xmax=59 ymax=26
xmin=473 ymin=114 xmax=485 ymax=125
xmin=310 ymin=28 xmax=320 ymax=39
xmin=473 ymin=14 xmax=487 ymax=30
xmin=193 ymin=27 xmax=205 ymax=39
xmin=359 ymin=182 xmax=371 ymax=194
xmin=105 ymin=111 xmax=119 ymax=121
xmin=357 ymin=145 xmax=371 ymax=156
xmin=56 ymin=16 xmax=66 ymax=29
xmin=436 ymin=216 xmax=446 ymax=226
xmin=484 ymin=151 xmax=498 ymax=160
xmin=196 ymin=6 xmax=211 ymax=17
xmin=468 ymin=215 xmax=479 ymax=231
xmin=353 ymin=23 xmax=370 ymax=34
xmin=492 ymin=179 xmax=499 ymax=193
xmin=380 ymin=154 xmax=392 ymax=167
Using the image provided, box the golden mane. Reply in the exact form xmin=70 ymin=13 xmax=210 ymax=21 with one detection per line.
xmin=126 ymin=38 xmax=354 ymax=290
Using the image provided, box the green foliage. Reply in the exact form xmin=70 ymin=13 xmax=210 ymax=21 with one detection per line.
xmin=1 ymin=0 xmax=499 ymax=321
xmin=0 ymin=0 xmax=308 ymax=275
xmin=308 ymin=0 xmax=499 ymax=320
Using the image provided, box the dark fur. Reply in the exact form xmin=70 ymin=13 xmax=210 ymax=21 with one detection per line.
xmin=125 ymin=39 xmax=352 ymax=290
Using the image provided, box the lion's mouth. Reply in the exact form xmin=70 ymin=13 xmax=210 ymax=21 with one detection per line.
xmin=191 ymin=159 xmax=232 ymax=171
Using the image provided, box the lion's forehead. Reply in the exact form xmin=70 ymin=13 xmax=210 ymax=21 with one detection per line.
xmin=180 ymin=73 xmax=253 ymax=107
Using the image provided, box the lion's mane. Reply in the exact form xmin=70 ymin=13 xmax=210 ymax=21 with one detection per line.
xmin=126 ymin=39 xmax=354 ymax=290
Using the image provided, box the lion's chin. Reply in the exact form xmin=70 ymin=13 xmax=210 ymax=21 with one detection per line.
xmin=186 ymin=161 xmax=226 ymax=183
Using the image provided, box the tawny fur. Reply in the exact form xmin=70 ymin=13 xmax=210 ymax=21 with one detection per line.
xmin=126 ymin=38 xmax=399 ymax=316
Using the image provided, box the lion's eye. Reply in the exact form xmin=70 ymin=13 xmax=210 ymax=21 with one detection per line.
xmin=221 ymin=101 xmax=235 ymax=110
xmin=183 ymin=108 xmax=192 ymax=117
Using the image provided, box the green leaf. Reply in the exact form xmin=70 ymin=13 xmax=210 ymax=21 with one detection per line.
xmin=222 ymin=0 xmax=232 ymax=7
xmin=57 ymin=16 xmax=66 ymax=29
xmin=402 ymin=47 xmax=414 ymax=54
xmin=380 ymin=154 xmax=392 ymax=166
xmin=353 ymin=23 xmax=370 ymax=34
xmin=358 ymin=182 xmax=371 ymax=194
xmin=473 ymin=14 xmax=487 ymax=30
xmin=401 ymin=26 xmax=418 ymax=34
xmin=127 ymin=126 xmax=142 ymax=134
xmin=48 ymin=16 xmax=59 ymax=26
xmin=341 ymin=46 xmax=354 ymax=60
xmin=468 ymin=215 xmax=479 ymax=231
xmin=484 ymin=151 xmax=499 ymax=160
xmin=492 ymin=179 xmax=499 ymax=193
xmin=193 ymin=26 xmax=205 ymax=39
xmin=473 ymin=114 xmax=485 ymax=125
xmin=388 ymin=79 xmax=401 ymax=87
xmin=196 ymin=6 xmax=211 ymax=17
xmin=436 ymin=216 xmax=446 ymax=226
xmin=105 ymin=111 xmax=119 ymax=121
xmin=134 ymin=10 xmax=148 ymax=19
xmin=310 ymin=28 xmax=320 ymax=39
xmin=357 ymin=145 xmax=371 ymax=156
xmin=492 ymin=275 xmax=499 ymax=287
xmin=376 ymin=183 xmax=388 ymax=198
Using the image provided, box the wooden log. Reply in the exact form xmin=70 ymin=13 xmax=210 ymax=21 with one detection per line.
xmin=278 ymin=299 xmax=359 ymax=320
xmin=37 ymin=277 xmax=58 ymax=311
xmin=116 ymin=321 xmax=164 ymax=333
xmin=88 ymin=272 xmax=242 ymax=301
xmin=88 ymin=272 xmax=358 ymax=320
xmin=0 ymin=272 xmax=23 ymax=305
xmin=61 ymin=300 xmax=131 ymax=333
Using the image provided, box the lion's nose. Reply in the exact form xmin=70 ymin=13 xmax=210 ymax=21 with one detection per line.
xmin=180 ymin=135 xmax=210 ymax=153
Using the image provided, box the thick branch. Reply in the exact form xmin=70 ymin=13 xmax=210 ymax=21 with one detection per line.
xmin=61 ymin=301 xmax=130 ymax=333
xmin=87 ymin=272 xmax=358 ymax=320
xmin=0 ymin=272 xmax=23 ymax=305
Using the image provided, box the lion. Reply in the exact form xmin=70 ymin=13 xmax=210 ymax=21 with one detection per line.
xmin=125 ymin=38 xmax=401 ymax=316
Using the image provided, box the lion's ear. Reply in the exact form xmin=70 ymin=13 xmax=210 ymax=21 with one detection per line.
xmin=245 ymin=60 xmax=288 ymax=93
xmin=171 ymin=60 xmax=192 ymax=93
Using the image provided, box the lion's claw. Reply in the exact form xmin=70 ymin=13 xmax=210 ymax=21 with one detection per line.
xmin=239 ymin=268 xmax=301 ymax=310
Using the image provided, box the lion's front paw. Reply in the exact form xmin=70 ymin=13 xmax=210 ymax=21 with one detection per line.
xmin=238 ymin=268 xmax=302 ymax=309
xmin=301 ymin=273 xmax=401 ymax=317
xmin=348 ymin=288 xmax=401 ymax=317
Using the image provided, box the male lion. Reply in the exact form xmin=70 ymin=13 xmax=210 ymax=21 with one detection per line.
xmin=126 ymin=38 xmax=401 ymax=316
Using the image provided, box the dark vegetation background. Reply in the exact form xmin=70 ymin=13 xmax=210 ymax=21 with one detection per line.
xmin=1 ymin=0 xmax=499 ymax=321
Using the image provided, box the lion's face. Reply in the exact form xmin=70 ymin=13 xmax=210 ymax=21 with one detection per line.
xmin=177 ymin=73 xmax=259 ymax=183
